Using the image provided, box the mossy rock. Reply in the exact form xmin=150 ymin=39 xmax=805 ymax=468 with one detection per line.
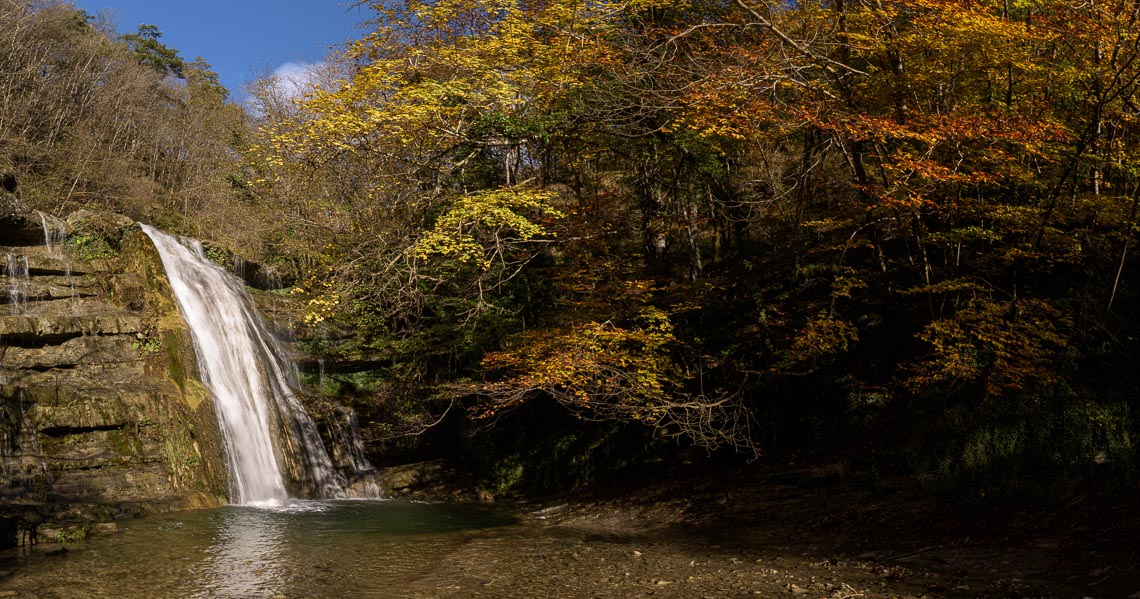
xmin=121 ymin=231 xmax=229 ymax=501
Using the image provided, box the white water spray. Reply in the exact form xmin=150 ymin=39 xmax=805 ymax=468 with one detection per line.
xmin=141 ymin=225 xmax=375 ymax=506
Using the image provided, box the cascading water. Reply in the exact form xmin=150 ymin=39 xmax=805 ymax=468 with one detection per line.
xmin=327 ymin=408 xmax=377 ymax=483
xmin=140 ymin=225 xmax=377 ymax=506
xmin=38 ymin=212 xmax=66 ymax=257
xmin=4 ymin=253 xmax=29 ymax=315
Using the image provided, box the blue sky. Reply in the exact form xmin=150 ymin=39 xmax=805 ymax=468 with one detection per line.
xmin=70 ymin=0 xmax=369 ymax=98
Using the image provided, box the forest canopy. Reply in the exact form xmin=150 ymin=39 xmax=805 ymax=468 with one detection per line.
xmin=6 ymin=0 xmax=1139 ymax=493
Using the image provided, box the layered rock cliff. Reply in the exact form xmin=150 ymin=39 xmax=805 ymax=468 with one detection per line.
xmin=0 ymin=194 xmax=227 ymax=548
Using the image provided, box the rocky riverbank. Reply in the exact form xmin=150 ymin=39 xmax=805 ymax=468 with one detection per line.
xmin=404 ymin=460 xmax=1138 ymax=598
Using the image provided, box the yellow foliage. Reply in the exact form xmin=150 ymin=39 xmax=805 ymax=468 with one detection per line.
xmin=414 ymin=187 xmax=565 ymax=270
xmin=831 ymin=274 xmax=867 ymax=300
xmin=303 ymin=293 xmax=341 ymax=325
xmin=781 ymin=313 xmax=859 ymax=369
xmin=479 ymin=307 xmax=680 ymax=419
xmin=255 ymin=0 xmax=616 ymax=177
xmin=908 ymin=299 xmax=1069 ymax=395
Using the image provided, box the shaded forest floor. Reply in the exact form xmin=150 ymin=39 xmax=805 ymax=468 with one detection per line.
xmin=404 ymin=461 xmax=1140 ymax=598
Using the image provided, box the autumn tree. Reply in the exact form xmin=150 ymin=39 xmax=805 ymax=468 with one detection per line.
xmin=250 ymin=0 xmax=1140 ymax=486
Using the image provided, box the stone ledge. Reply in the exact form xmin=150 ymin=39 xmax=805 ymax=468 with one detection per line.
xmin=0 ymin=314 xmax=143 ymax=338
xmin=2 ymin=336 xmax=142 ymax=370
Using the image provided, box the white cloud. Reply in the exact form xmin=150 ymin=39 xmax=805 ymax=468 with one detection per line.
xmin=271 ymin=61 xmax=326 ymax=99
xmin=242 ymin=60 xmax=334 ymax=117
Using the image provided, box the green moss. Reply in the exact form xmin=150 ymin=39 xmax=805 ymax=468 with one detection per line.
xmin=107 ymin=429 xmax=142 ymax=456
xmin=915 ymin=394 xmax=1137 ymax=500
xmin=42 ymin=525 xmax=88 ymax=544
xmin=163 ymin=329 xmax=187 ymax=391
xmin=131 ymin=327 xmax=162 ymax=356
xmin=65 ymin=232 xmax=117 ymax=260
xmin=162 ymin=422 xmax=203 ymax=488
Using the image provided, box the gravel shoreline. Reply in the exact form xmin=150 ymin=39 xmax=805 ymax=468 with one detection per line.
xmin=403 ymin=463 xmax=1137 ymax=598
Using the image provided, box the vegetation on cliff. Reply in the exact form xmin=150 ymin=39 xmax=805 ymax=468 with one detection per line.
xmin=6 ymin=0 xmax=1140 ymax=496
xmin=0 ymin=0 xmax=252 ymax=251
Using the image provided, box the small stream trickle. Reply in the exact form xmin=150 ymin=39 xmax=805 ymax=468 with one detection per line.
xmin=37 ymin=213 xmax=65 ymax=258
xmin=4 ymin=253 xmax=29 ymax=315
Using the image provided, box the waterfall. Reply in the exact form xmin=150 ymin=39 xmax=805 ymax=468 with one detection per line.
xmin=4 ymin=253 xmax=29 ymax=315
xmin=328 ymin=408 xmax=377 ymax=481
xmin=37 ymin=212 xmax=65 ymax=257
xmin=140 ymin=225 xmax=376 ymax=506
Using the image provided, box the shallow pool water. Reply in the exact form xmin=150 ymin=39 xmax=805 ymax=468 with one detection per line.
xmin=0 ymin=501 xmax=515 ymax=598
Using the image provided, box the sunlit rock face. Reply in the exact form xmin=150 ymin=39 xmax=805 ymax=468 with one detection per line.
xmin=0 ymin=201 xmax=228 ymax=548
xmin=0 ymin=198 xmax=379 ymax=546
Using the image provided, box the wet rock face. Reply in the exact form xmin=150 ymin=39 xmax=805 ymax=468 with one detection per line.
xmin=0 ymin=203 xmax=228 ymax=548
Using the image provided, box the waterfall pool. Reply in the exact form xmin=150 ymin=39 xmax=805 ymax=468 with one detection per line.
xmin=0 ymin=500 xmax=517 ymax=598
xmin=0 ymin=492 xmax=1078 ymax=599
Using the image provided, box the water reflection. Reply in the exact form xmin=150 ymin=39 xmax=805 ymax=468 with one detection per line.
xmin=0 ymin=501 xmax=516 ymax=599
xmin=195 ymin=507 xmax=288 ymax=597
